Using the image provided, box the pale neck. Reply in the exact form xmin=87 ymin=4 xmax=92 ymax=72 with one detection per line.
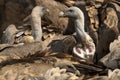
xmin=74 ymin=17 xmax=86 ymax=44
xmin=31 ymin=15 xmax=42 ymax=27
xmin=75 ymin=17 xmax=84 ymax=32
xmin=31 ymin=14 xmax=42 ymax=42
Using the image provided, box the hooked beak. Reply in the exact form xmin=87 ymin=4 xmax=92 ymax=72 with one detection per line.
xmin=45 ymin=9 xmax=50 ymax=15
xmin=59 ymin=11 xmax=65 ymax=17
xmin=46 ymin=9 xmax=49 ymax=13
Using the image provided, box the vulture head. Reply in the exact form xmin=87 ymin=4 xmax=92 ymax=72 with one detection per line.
xmin=31 ymin=6 xmax=49 ymax=17
xmin=59 ymin=6 xmax=84 ymax=20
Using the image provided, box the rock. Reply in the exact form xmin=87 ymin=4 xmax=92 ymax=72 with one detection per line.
xmin=108 ymin=69 xmax=120 ymax=80
xmin=100 ymin=36 xmax=120 ymax=69
xmin=1 ymin=24 xmax=18 ymax=44
xmin=35 ymin=0 xmax=69 ymax=33
xmin=95 ymin=1 xmax=120 ymax=63
xmin=0 ymin=0 xmax=35 ymax=38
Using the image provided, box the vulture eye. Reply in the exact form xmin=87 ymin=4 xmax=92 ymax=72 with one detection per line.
xmin=69 ymin=10 xmax=73 ymax=12
xmin=42 ymin=7 xmax=46 ymax=11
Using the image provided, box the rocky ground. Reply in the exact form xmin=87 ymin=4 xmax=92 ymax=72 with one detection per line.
xmin=0 ymin=0 xmax=120 ymax=80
